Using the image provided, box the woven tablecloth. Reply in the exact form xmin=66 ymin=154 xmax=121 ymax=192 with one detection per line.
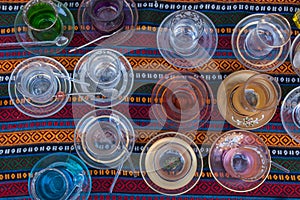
xmin=0 ymin=0 xmax=300 ymax=199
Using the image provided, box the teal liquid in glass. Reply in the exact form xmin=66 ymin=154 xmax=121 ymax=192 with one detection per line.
xmin=34 ymin=168 xmax=73 ymax=200
xmin=26 ymin=2 xmax=62 ymax=41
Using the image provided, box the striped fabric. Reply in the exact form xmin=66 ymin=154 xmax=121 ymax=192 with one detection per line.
xmin=0 ymin=0 xmax=299 ymax=199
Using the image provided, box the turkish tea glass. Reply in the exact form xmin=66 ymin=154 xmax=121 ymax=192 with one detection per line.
xmin=87 ymin=0 xmax=124 ymax=33
xmin=87 ymin=49 xmax=122 ymax=89
xmin=232 ymin=13 xmax=291 ymax=71
xmin=22 ymin=0 xmax=63 ymax=41
xmin=15 ymin=61 xmax=58 ymax=104
xmin=29 ymin=153 xmax=91 ymax=200
xmin=290 ymin=34 xmax=300 ymax=76
xmin=230 ymin=73 xmax=281 ymax=117
xmin=169 ymin=11 xmax=204 ymax=56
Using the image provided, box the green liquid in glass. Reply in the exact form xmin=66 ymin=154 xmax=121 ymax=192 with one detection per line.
xmin=26 ymin=2 xmax=62 ymax=41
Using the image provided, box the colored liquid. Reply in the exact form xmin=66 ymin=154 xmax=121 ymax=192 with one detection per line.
xmin=25 ymin=2 xmax=62 ymax=41
xmin=89 ymin=0 xmax=124 ymax=33
xmin=34 ymin=168 xmax=73 ymax=200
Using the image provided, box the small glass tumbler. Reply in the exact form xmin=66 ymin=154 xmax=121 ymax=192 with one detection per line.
xmin=209 ymin=130 xmax=272 ymax=192
xmin=244 ymin=13 xmax=291 ymax=58
xmin=169 ymin=11 xmax=204 ymax=56
xmin=87 ymin=49 xmax=122 ymax=89
xmin=22 ymin=0 xmax=63 ymax=41
xmin=29 ymin=153 xmax=91 ymax=200
xmin=290 ymin=34 xmax=300 ymax=76
xmin=87 ymin=0 xmax=124 ymax=33
xmin=15 ymin=61 xmax=57 ymax=104
xmin=222 ymin=145 xmax=268 ymax=181
xmin=230 ymin=73 xmax=281 ymax=116
xmin=75 ymin=109 xmax=135 ymax=169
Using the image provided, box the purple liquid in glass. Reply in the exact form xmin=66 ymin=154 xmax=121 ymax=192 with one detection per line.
xmin=89 ymin=0 xmax=124 ymax=33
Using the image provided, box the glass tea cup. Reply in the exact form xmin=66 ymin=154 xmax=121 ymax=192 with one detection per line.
xmin=244 ymin=13 xmax=291 ymax=59
xmin=86 ymin=49 xmax=122 ymax=90
xmin=290 ymin=34 xmax=300 ymax=75
xmin=222 ymin=145 xmax=269 ymax=181
xmin=230 ymin=73 xmax=281 ymax=117
xmin=209 ymin=130 xmax=272 ymax=192
xmin=22 ymin=0 xmax=63 ymax=41
xmin=15 ymin=61 xmax=58 ymax=104
xmin=87 ymin=0 xmax=124 ymax=33
xmin=169 ymin=10 xmax=204 ymax=56
xmin=29 ymin=153 xmax=91 ymax=200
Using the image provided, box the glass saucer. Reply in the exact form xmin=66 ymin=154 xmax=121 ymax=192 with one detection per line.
xmin=290 ymin=34 xmax=300 ymax=76
xmin=157 ymin=10 xmax=217 ymax=69
xmin=139 ymin=132 xmax=203 ymax=196
xmin=217 ymin=70 xmax=277 ymax=130
xmin=29 ymin=153 xmax=92 ymax=200
xmin=74 ymin=109 xmax=135 ymax=169
xmin=151 ymin=72 xmax=214 ymax=131
xmin=281 ymin=86 xmax=300 ymax=143
xmin=232 ymin=14 xmax=290 ymax=72
xmin=209 ymin=130 xmax=271 ymax=192
xmin=73 ymin=49 xmax=134 ymax=108
xmin=8 ymin=56 xmax=71 ymax=118
xmin=78 ymin=0 xmax=138 ymax=46
xmin=14 ymin=0 xmax=74 ymax=55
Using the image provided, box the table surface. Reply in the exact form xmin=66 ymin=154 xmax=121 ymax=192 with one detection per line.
xmin=0 ymin=0 xmax=300 ymax=199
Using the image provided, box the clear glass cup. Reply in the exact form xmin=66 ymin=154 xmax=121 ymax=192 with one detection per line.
xmin=29 ymin=153 xmax=91 ymax=200
xmin=230 ymin=73 xmax=281 ymax=116
xmin=290 ymin=34 xmax=300 ymax=76
xmin=151 ymin=72 xmax=214 ymax=131
xmin=157 ymin=10 xmax=218 ymax=68
xmin=87 ymin=0 xmax=124 ymax=33
xmin=73 ymin=48 xmax=134 ymax=108
xmin=22 ymin=0 xmax=63 ymax=41
xmin=8 ymin=56 xmax=71 ymax=118
xmin=244 ymin=14 xmax=291 ymax=58
xmin=75 ymin=109 xmax=135 ymax=169
xmin=169 ymin=11 xmax=204 ymax=56
xmin=232 ymin=13 xmax=291 ymax=71
xmin=15 ymin=61 xmax=57 ymax=104
xmin=87 ymin=49 xmax=122 ymax=89
xmin=281 ymin=86 xmax=300 ymax=143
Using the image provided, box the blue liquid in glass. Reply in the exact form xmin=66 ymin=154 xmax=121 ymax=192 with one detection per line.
xmin=34 ymin=169 xmax=73 ymax=200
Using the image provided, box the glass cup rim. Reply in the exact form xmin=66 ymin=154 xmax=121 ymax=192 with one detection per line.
xmin=22 ymin=0 xmax=59 ymax=32
xmin=87 ymin=0 xmax=124 ymax=22
xmin=31 ymin=167 xmax=70 ymax=200
xmin=241 ymin=73 xmax=281 ymax=112
xmin=256 ymin=13 xmax=291 ymax=48
xmin=16 ymin=61 xmax=57 ymax=99
xmin=170 ymin=10 xmax=204 ymax=40
xmin=86 ymin=49 xmax=122 ymax=87
xmin=224 ymin=145 xmax=269 ymax=181
xmin=290 ymin=34 xmax=300 ymax=70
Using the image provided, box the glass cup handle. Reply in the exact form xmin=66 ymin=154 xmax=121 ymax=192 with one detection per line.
xmin=65 ymin=174 xmax=84 ymax=200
